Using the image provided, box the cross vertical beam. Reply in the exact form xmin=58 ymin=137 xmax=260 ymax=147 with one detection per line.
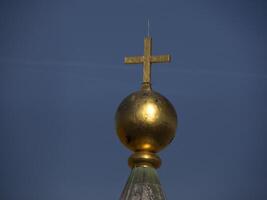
xmin=143 ymin=37 xmax=152 ymax=83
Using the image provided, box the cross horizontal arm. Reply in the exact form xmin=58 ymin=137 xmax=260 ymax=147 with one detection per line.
xmin=151 ymin=55 xmax=171 ymax=63
xmin=124 ymin=56 xmax=144 ymax=64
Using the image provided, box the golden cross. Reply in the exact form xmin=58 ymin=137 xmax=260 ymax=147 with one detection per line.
xmin=124 ymin=37 xmax=171 ymax=84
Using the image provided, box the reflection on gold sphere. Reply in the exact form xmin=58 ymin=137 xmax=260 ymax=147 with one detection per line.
xmin=115 ymin=87 xmax=177 ymax=154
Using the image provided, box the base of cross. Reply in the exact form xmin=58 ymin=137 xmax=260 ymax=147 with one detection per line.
xmin=141 ymin=82 xmax=152 ymax=90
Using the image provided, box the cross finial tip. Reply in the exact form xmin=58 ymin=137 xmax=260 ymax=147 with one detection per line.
xmin=147 ymin=19 xmax=150 ymax=37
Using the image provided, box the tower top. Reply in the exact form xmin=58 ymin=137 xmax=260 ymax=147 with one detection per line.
xmin=116 ymin=36 xmax=177 ymax=169
xmin=116 ymin=35 xmax=178 ymax=200
xmin=124 ymin=37 xmax=171 ymax=89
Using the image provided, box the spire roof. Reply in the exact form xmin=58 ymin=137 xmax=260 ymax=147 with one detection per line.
xmin=120 ymin=167 xmax=166 ymax=200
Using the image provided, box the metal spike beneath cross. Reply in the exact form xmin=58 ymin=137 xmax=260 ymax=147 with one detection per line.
xmin=124 ymin=37 xmax=171 ymax=83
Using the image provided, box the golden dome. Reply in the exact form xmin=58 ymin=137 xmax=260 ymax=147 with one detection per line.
xmin=115 ymin=84 xmax=177 ymax=168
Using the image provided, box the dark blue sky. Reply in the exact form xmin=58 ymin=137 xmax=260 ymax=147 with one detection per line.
xmin=0 ymin=0 xmax=266 ymax=199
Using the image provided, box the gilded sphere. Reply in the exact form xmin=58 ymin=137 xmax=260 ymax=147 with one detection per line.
xmin=115 ymin=89 xmax=177 ymax=153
